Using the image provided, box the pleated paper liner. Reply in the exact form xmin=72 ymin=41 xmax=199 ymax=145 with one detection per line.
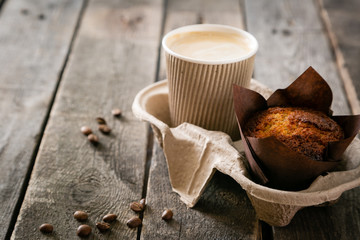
xmin=233 ymin=67 xmax=360 ymax=190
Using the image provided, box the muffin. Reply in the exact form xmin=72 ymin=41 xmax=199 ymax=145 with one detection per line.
xmin=233 ymin=67 xmax=360 ymax=190
xmin=245 ymin=107 xmax=344 ymax=161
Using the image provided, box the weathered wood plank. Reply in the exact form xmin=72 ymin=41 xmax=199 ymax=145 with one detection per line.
xmin=320 ymin=0 xmax=360 ymax=114
xmin=0 ymin=0 xmax=83 ymax=239
xmin=11 ymin=0 xmax=163 ymax=239
xmin=272 ymin=189 xmax=360 ymax=240
xmin=141 ymin=142 xmax=259 ymax=240
xmin=245 ymin=0 xmax=360 ymax=238
xmin=142 ymin=0 xmax=260 ymax=239
xmin=245 ymin=0 xmax=350 ymax=115
xmin=158 ymin=0 xmax=245 ymax=81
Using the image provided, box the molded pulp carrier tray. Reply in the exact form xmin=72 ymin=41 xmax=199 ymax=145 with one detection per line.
xmin=132 ymin=79 xmax=360 ymax=226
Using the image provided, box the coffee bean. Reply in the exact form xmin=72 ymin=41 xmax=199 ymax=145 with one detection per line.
xmin=112 ymin=108 xmax=122 ymax=117
xmin=77 ymin=224 xmax=92 ymax=237
xmin=130 ymin=201 xmax=143 ymax=212
xmin=88 ymin=134 xmax=98 ymax=143
xmin=73 ymin=210 xmax=88 ymax=221
xmin=161 ymin=209 xmax=173 ymax=221
xmin=80 ymin=126 xmax=92 ymax=135
xmin=96 ymin=222 xmax=110 ymax=232
xmin=39 ymin=223 xmax=53 ymax=233
xmin=139 ymin=198 xmax=146 ymax=209
xmin=96 ymin=117 xmax=106 ymax=125
xmin=126 ymin=217 xmax=142 ymax=228
xmin=103 ymin=214 xmax=117 ymax=223
xmin=98 ymin=124 xmax=111 ymax=134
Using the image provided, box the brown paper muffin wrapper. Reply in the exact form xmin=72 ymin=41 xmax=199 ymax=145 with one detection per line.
xmin=133 ymin=78 xmax=360 ymax=226
xmin=233 ymin=67 xmax=360 ymax=190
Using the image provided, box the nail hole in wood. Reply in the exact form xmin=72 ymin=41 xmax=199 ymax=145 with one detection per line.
xmin=21 ymin=9 xmax=29 ymax=15
xmin=38 ymin=14 xmax=46 ymax=20
xmin=282 ymin=29 xmax=291 ymax=36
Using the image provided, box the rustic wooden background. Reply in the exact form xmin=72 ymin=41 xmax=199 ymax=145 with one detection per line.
xmin=0 ymin=0 xmax=359 ymax=239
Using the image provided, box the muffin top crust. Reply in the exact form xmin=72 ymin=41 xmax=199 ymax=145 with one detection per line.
xmin=245 ymin=107 xmax=344 ymax=161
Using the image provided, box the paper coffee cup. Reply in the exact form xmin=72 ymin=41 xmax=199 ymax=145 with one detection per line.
xmin=162 ymin=24 xmax=258 ymax=139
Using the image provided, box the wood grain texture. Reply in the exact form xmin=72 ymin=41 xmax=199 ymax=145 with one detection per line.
xmin=272 ymin=189 xmax=360 ymax=240
xmin=141 ymin=142 xmax=259 ymax=240
xmin=245 ymin=0 xmax=350 ymax=115
xmin=245 ymin=0 xmax=360 ymax=238
xmin=0 ymin=0 xmax=83 ymax=239
xmin=158 ymin=0 xmax=244 ymax=81
xmin=320 ymin=0 xmax=360 ymax=114
xmin=142 ymin=0 xmax=260 ymax=239
xmin=322 ymin=0 xmax=360 ymax=92
xmin=11 ymin=0 xmax=162 ymax=239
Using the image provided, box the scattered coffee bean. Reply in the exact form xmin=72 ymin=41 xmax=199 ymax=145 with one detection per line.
xmin=96 ymin=222 xmax=110 ymax=232
xmin=111 ymin=108 xmax=122 ymax=117
xmin=103 ymin=214 xmax=117 ymax=223
xmin=161 ymin=209 xmax=173 ymax=221
xmin=74 ymin=210 xmax=88 ymax=221
xmin=98 ymin=124 xmax=111 ymax=134
xmin=77 ymin=224 xmax=92 ymax=237
xmin=139 ymin=198 xmax=146 ymax=209
xmin=130 ymin=201 xmax=144 ymax=212
xmin=81 ymin=126 xmax=92 ymax=135
xmin=88 ymin=134 xmax=99 ymax=143
xmin=96 ymin=117 xmax=106 ymax=125
xmin=126 ymin=217 xmax=142 ymax=228
xmin=39 ymin=223 xmax=53 ymax=233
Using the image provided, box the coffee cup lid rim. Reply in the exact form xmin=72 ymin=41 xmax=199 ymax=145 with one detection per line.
xmin=162 ymin=24 xmax=259 ymax=65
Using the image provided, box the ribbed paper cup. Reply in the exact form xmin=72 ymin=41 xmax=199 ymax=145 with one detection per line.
xmin=162 ymin=24 xmax=258 ymax=139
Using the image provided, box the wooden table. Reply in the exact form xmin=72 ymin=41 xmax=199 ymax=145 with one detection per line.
xmin=1 ymin=0 xmax=359 ymax=239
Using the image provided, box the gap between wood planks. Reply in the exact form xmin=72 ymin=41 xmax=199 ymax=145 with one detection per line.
xmin=239 ymin=0 xmax=273 ymax=238
xmin=137 ymin=126 xmax=154 ymax=240
xmin=258 ymin=220 xmax=273 ymax=240
xmin=3 ymin=0 xmax=90 ymax=239
xmin=0 ymin=0 xmax=7 ymax=14
xmin=137 ymin=0 xmax=168 ymax=239
xmin=316 ymin=0 xmax=360 ymax=114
